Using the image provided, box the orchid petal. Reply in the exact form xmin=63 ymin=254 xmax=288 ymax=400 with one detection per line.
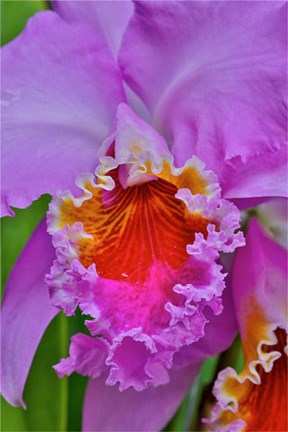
xmin=175 ymin=270 xmax=238 ymax=368
xmin=83 ymin=365 xmax=199 ymax=432
xmin=120 ymin=1 xmax=287 ymax=198
xmin=1 ymin=11 xmax=125 ymax=216
xmin=233 ymin=218 xmax=287 ymax=332
xmin=52 ymin=0 xmax=133 ymax=56
xmin=1 ymin=220 xmax=58 ymax=407
xmin=221 ymin=146 xmax=287 ymax=200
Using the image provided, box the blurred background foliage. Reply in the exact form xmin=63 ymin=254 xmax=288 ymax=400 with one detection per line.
xmin=1 ymin=0 xmax=46 ymax=46
xmin=1 ymin=2 xmax=243 ymax=431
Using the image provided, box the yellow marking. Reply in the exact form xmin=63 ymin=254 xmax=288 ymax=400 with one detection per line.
xmin=145 ymin=160 xmax=208 ymax=195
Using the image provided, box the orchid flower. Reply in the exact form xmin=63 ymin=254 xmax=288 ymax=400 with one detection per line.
xmin=1 ymin=1 xmax=287 ymax=431
xmin=205 ymin=218 xmax=287 ymax=431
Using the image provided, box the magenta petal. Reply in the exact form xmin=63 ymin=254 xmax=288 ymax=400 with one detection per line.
xmin=232 ymin=218 xmax=287 ymax=330
xmin=205 ymin=218 xmax=288 ymax=431
xmin=83 ymin=366 xmax=199 ymax=432
xmin=1 ymin=11 xmax=125 ymax=216
xmin=1 ymin=220 xmax=58 ymax=407
xmin=53 ymin=0 xmax=133 ymax=56
xmin=120 ymin=2 xmax=287 ymax=197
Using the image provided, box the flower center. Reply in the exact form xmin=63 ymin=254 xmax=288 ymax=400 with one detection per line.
xmin=50 ymin=158 xmax=216 ymax=284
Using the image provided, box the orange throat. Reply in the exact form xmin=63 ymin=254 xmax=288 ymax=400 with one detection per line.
xmin=57 ymin=167 xmax=213 ymax=283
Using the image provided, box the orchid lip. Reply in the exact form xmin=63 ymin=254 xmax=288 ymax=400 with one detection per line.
xmin=46 ymin=115 xmax=244 ymax=390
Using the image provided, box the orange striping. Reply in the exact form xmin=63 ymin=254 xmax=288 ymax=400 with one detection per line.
xmin=58 ymin=167 xmax=211 ymax=283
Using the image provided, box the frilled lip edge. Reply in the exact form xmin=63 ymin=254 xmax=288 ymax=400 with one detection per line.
xmin=45 ymin=148 xmax=245 ymax=391
xmin=204 ymin=322 xmax=288 ymax=432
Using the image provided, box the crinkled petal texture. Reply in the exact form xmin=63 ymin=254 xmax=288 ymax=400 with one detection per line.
xmin=206 ymin=219 xmax=288 ymax=431
xmin=1 ymin=11 xmax=125 ymax=216
xmin=1 ymin=221 xmax=58 ymax=407
xmin=83 ymin=365 xmax=199 ymax=432
xmin=46 ymin=104 xmax=244 ymax=392
xmin=174 ymin=267 xmax=239 ymax=369
xmin=53 ymin=0 xmax=133 ymax=57
xmin=119 ymin=1 xmax=287 ymax=200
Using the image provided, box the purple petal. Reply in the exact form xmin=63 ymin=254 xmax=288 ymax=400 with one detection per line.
xmin=120 ymin=1 xmax=287 ymax=198
xmin=1 ymin=220 xmax=58 ymax=407
xmin=83 ymin=365 xmax=199 ymax=432
xmin=1 ymin=11 xmax=125 ymax=216
xmin=221 ymin=145 xmax=287 ymax=200
xmin=53 ymin=0 xmax=133 ymax=56
xmin=54 ymin=333 xmax=108 ymax=379
xmin=233 ymin=217 xmax=287 ymax=332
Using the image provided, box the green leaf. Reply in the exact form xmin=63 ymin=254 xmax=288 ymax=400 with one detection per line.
xmin=216 ymin=333 xmax=244 ymax=374
xmin=1 ymin=0 xmax=47 ymax=47
xmin=1 ymin=399 xmax=26 ymax=432
xmin=67 ymin=373 xmax=88 ymax=432
xmin=189 ymin=356 xmax=220 ymax=431
xmin=67 ymin=309 xmax=89 ymax=432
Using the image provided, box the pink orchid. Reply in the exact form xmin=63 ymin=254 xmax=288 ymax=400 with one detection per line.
xmin=1 ymin=2 xmax=287 ymax=431
xmin=205 ymin=218 xmax=287 ymax=431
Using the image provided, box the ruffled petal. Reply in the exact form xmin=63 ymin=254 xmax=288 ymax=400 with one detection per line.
xmin=82 ymin=365 xmax=199 ymax=432
xmin=54 ymin=333 xmax=108 ymax=379
xmin=1 ymin=11 xmax=125 ymax=216
xmin=174 ymin=270 xmax=238 ymax=368
xmin=1 ymin=220 xmax=58 ymax=407
xmin=206 ymin=219 xmax=287 ymax=431
xmin=46 ymin=106 xmax=244 ymax=391
xmin=119 ymin=1 xmax=287 ymax=198
xmin=53 ymin=0 xmax=133 ymax=56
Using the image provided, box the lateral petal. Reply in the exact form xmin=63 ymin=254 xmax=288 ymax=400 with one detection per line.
xmin=1 ymin=220 xmax=58 ymax=407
